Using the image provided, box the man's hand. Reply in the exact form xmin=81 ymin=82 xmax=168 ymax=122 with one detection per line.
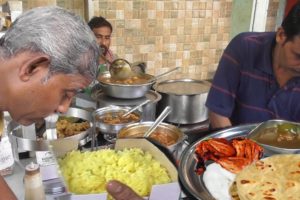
xmin=208 ymin=111 xmax=232 ymax=130
xmin=106 ymin=180 xmax=143 ymax=200
xmin=0 ymin=176 xmax=17 ymax=200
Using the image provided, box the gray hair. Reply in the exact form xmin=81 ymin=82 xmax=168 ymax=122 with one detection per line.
xmin=0 ymin=6 xmax=100 ymax=80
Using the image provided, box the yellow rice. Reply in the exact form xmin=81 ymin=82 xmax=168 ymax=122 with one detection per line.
xmin=58 ymin=148 xmax=171 ymax=197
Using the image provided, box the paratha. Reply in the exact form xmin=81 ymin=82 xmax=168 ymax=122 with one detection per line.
xmin=229 ymin=181 xmax=240 ymax=200
xmin=230 ymin=154 xmax=300 ymax=200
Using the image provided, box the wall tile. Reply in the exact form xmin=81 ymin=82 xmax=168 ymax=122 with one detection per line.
xmin=18 ymin=0 xmax=281 ymax=80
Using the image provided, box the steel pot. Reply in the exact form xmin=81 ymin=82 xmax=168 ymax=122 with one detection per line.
xmin=98 ymin=67 xmax=180 ymax=99
xmin=92 ymin=106 xmax=142 ymax=142
xmin=8 ymin=107 xmax=93 ymax=158
xmin=91 ymin=85 xmax=161 ymax=121
xmin=98 ymin=72 xmax=155 ymax=99
xmin=118 ymin=121 xmax=186 ymax=153
xmin=153 ymin=79 xmax=211 ymax=124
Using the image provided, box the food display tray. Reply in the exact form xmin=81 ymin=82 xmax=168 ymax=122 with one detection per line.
xmin=178 ymin=124 xmax=257 ymax=200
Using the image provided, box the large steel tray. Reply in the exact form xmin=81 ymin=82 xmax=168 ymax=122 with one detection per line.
xmin=178 ymin=124 xmax=257 ymax=200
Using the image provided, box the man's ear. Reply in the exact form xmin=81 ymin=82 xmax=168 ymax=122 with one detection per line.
xmin=276 ymin=27 xmax=287 ymax=45
xmin=18 ymin=54 xmax=51 ymax=82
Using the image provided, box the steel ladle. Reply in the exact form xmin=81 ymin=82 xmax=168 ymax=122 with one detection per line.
xmin=150 ymin=67 xmax=181 ymax=82
xmin=109 ymin=58 xmax=134 ymax=80
xmin=143 ymin=106 xmax=172 ymax=138
xmin=122 ymin=99 xmax=151 ymax=118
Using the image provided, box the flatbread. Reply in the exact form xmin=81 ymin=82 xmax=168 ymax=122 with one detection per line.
xmin=229 ymin=181 xmax=240 ymax=200
xmin=231 ymin=154 xmax=300 ymax=200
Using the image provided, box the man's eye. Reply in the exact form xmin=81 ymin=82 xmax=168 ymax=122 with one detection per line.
xmin=63 ymin=92 xmax=71 ymax=100
xmin=63 ymin=91 xmax=75 ymax=101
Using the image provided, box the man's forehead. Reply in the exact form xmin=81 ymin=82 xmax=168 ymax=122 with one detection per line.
xmin=93 ymin=27 xmax=112 ymax=35
xmin=58 ymin=73 xmax=92 ymax=85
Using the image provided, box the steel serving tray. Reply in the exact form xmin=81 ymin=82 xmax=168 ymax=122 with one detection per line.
xmin=178 ymin=124 xmax=258 ymax=200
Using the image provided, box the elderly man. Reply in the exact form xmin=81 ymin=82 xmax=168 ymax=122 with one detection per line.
xmin=0 ymin=6 xmax=141 ymax=200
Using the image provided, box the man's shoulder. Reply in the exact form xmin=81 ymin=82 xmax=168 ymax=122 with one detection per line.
xmin=232 ymin=32 xmax=276 ymax=45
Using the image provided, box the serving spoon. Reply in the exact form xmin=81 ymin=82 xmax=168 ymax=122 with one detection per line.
xmin=109 ymin=58 xmax=134 ymax=80
xmin=149 ymin=67 xmax=181 ymax=82
xmin=143 ymin=106 xmax=172 ymax=138
xmin=122 ymin=99 xmax=151 ymax=118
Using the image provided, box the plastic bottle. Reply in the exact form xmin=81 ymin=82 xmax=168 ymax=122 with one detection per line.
xmin=24 ymin=162 xmax=46 ymax=200
xmin=0 ymin=111 xmax=14 ymax=176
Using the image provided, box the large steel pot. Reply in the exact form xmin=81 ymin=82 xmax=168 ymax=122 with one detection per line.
xmin=98 ymin=72 xmax=155 ymax=99
xmin=153 ymin=79 xmax=211 ymax=124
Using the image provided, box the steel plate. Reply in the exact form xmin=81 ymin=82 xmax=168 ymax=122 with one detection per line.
xmin=178 ymin=124 xmax=258 ymax=200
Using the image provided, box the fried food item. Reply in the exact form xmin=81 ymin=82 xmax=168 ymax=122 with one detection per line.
xmin=231 ymin=154 xmax=300 ymax=200
xmin=56 ymin=119 xmax=90 ymax=138
xmin=194 ymin=137 xmax=263 ymax=174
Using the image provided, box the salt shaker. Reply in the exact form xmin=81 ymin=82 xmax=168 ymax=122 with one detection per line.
xmin=24 ymin=162 xmax=46 ymax=200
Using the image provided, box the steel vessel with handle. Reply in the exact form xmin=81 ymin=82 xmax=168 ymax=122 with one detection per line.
xmin=98 ymin=67 xmax=180 ymax=99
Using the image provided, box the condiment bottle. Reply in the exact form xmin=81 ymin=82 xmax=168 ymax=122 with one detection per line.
xmin=24 ymin=162 xmax=46 ymax=200
xmin=0 ymin=111 xmax=14 ymax=176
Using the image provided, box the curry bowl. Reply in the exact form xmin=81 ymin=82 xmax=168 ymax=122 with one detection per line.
xmin=248 ymin=119 xmax=300 ymax=154
xmin=93 ymin=106 xmax=142 ymax=142
xmin=8 ymin=107 xmax=93 ymax=157
xmin=98 ymin=72 xmax=155 ymax=99
xmin=118 ymin=121 xmax=186 ymax=153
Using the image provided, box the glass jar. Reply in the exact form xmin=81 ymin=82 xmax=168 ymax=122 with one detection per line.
xmin=24 ymin=162 xmax=46 ymax=200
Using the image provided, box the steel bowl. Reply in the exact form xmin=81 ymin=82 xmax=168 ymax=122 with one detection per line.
xmin=8 ymin=107 xmax=93 ymax=157
xmin=118 ymin=121 xmax=186 ymax=153
xmin=248 ymin=119 xmax=300 ymax=154
xmin=93 ymin=106 xmax=142 ymax=142
xmin=98 ymin=72 xmax=155 ymax=99
xmin=91 ymin=85 xmax=161 ymax=121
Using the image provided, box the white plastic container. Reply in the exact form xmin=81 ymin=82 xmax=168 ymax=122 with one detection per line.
xmin=0 ymin=112 xmax=14 ymax=176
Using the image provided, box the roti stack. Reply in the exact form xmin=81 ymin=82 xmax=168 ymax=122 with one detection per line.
xmin=229 ymin=154 xmax=300 ymax=200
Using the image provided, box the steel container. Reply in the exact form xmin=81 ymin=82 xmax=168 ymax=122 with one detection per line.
xmin=153 ymin=79 xmax=211 ymax=124
xmin=92 ymin=106 xmax=142 ymax=142
xmin=8 ymin=107 xmax=93 ymax=158
xmin=118 ymin=121 xmax=186 ymax=153
xmin=98 ymin=72 xmax=155 ymax=99
xmin=248 ymin=119 xmax=300 ymax=154
xmin=91 ymin=85 xmax=161 ymax=121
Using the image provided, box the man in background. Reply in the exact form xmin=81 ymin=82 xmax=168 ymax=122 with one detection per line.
xmin=88 ymin=16 xmax=117 ymax=73
xmin=206 ymin=2 xmax=300 ymax=129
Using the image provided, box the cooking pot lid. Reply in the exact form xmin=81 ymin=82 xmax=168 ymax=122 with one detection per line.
xmin=91 ymin=84 xmax=161 ymax=106
xmin=154 ymin=79 xmax=211 ymax=95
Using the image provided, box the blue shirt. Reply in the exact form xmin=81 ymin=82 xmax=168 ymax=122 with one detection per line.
xmin=206 ymin=32 xmax=300 ymax=125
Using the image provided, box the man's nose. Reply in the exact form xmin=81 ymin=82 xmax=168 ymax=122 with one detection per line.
xmin=55 ymin=99 xmax=72 ymax=114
